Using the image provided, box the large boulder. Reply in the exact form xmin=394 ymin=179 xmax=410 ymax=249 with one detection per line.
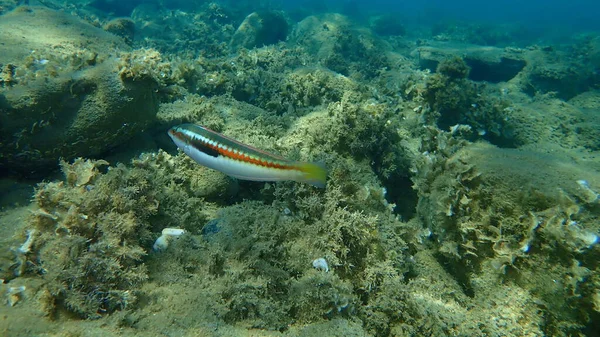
xmin=0 ymin=7 xmax=159 ymax=174
xmin=290 ymin=14 xmax=390 ymax=78
xmin=416 ymin=43 xmax=527 ymax=83
xmin=230 ymin=11 xmax=289 ymax=50
xmin=524 ymin=47 xmax=596 ymax=100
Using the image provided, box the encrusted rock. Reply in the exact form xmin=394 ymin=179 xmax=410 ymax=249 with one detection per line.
xmin=0 ymin=7 xmax=159 ymax=175
xmin=103 ymin=17 xmax=135 ymax=45
xmin=416 ymin=43 xmax=526 ymax=83
xmin=230 ymin=11 xmax=288 ymax=50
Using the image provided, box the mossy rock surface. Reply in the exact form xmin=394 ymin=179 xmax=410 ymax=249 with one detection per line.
xmin=0 ymin=6 xmax=127 ymax=65
xmin=0 ymin=7 xmax=158 ymax=174
xmin=230 ymin=11 xmax=289 ymax=50
xmin=417 ymin=43 xmax=526 ymax=83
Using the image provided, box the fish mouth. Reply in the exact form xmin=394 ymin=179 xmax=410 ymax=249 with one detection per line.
xmin=167 ymin=127 xmax=181 ymax=140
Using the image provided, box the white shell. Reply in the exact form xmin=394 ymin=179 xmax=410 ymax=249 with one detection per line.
xmin=154 ymin=228 xmax=186 ymax=252
xmin=312 ymin=258 xmax=329 ymax=272
xmin=153 ymin=235 xmax=169 ymax=252
xmin=161 ymin=228 xmax=185 ymax=236
xmin=579 ymin=231 xmax=599 ymax=247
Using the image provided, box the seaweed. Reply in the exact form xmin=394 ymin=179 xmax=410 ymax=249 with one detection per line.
xmin=423 ymin=57 xmax=518 ymax=147
xmin=26 ymin=159 xmax=156 ymax=318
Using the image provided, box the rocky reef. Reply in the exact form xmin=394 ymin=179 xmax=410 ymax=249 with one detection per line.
xmin=0 ymin=2 xmax=599 ymax=337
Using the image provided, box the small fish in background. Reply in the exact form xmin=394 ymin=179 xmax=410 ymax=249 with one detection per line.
xmin=168 ymin=124 xmax=327 ymax=188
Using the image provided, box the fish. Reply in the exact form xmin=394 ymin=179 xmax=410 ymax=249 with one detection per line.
xmin=168 ymin=124 xmax=327 ymax=188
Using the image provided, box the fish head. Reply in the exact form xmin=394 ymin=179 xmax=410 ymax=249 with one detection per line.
xmin=168 ymin=126 xmax=189 ymax=151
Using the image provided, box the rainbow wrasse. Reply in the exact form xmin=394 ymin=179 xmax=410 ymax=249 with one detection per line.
xmin=168 ymin=124 xmax=327 ymax=188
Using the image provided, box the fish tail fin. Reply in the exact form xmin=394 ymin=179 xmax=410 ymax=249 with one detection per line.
xmin=297 ymin=161 xmax=327 ymax=188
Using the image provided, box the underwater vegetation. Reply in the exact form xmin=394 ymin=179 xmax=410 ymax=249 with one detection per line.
xmin=0 ymin=1 xmax=599 ymax=337
xmin=24 ymin=159 xmax=155 ymax=318
xmin=422 ymin=57 xmax=517 ymax=147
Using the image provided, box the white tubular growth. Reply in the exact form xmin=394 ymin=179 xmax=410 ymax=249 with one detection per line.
xmin=17 ymin=230 xmax=36 ymax=254
xmin=153 ymin=228 xmax=186 ymax=252
xmin=11 ymin=230 xmax=37 ymax=277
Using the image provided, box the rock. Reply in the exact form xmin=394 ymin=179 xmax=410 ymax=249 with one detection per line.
xmin=291 ymin=13 xmax=353 ymax=60
xmin=230 ymin=11 xmax=288 ymax=50
xmin=0 ymin=7 xmax=159 ymax=175
xmin=416 ymin=43 xmax=526 ymax=83
xmin=131 ymin=3 xmax=161 ymax=24
xmin=103 ymin=17 xmax=135 ymax=45
xmin=525 ymin=48 xmax=594 ymax=100
xmin=569 ymin=90 xmax=600 ymax=110
xmin=290 ymin=14 xmax=389 ymax=77
xmin=508 ymin=97 xmax=600 ymax=150
xmin=417 ymin=43 xmax=596 ymax=99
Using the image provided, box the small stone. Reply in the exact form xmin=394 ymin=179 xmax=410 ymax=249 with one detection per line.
xmin=6 ymin=286 xmax=26 ymax=306
xmin=312 ymin=258 xmax=329 ymax=272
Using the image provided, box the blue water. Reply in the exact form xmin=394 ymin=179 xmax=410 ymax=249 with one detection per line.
xmin=280 ymin=0 xmax=600 ymax=32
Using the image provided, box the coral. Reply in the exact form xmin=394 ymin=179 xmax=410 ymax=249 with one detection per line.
xmin=61 ymin=158 xmax=109 ymax=187
xmin=281 ymin=67 xmax=354 ymax=107
xmin=19 ymin=149 xmax=223 ymax=316
xmin=0 ymin=63 xmax=16 ymax=87
xmin=277 ymin=91 xmax=416 ymax=217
